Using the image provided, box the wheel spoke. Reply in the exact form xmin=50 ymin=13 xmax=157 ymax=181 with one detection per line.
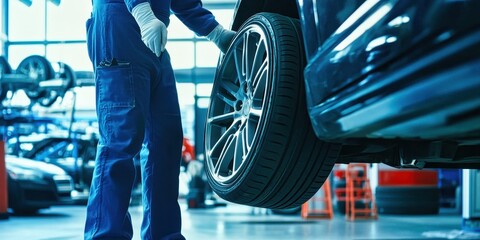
xmin=218 ymin=80 xmax=240 ymax=105
xmin=245 ymin=118 xmax=256 ymax=150
xmin=244 ymin=32 xmax=261 ymax=81
xmin=233 ymin=124 xmax=248 ymax=173
xmin=209 ymin=121 xmax=239 ymax=158
xmin=249 ymin=38 xmax=266 ymax=82
xmin=208 ymin=112 xmax=235 ymax=126
xmin=215 ymin=92 xmax=236 ymax=109
xmin=234 ymin=44 xmax=245 ymax=83
xmin=252 ymin=59 xmax=268 ymax=94
xmin=249 ymin=108 xmax=262 ymax=119
xmin=251 ymin=60 xmax=268 ymax=111
xmin=214 ymin=134 xmax=236 ymax=177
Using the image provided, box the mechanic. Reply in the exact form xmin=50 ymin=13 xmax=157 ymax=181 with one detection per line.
xmin=84 ymin=0 xmax=235 ymax=239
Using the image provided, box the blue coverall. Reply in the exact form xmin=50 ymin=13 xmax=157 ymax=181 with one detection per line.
xmin=84 ymin=1 xmax=219 ymax=239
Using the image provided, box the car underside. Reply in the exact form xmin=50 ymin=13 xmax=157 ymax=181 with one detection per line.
xmin=229 ymin=0 xmax=480 ymax=169
xmin=203 ymin=0 xmax=480 ymax=208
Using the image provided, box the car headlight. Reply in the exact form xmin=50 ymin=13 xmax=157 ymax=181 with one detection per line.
xmin=53 ymin=174 xmax=74 ymax=193
xmin=8 ymin=168 xmax=44 ymax=181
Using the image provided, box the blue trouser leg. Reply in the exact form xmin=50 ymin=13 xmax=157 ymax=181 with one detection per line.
xmin=84 ymin=2 xmax=184 ymax=240
xmin=141 ymin=52 xmax=184 ymax=240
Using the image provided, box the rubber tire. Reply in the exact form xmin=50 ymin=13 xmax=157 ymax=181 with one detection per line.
xmin=271 ymin=206 xmax=301 ymax=215
xmin=376 ymin=186 xmax=440 ymax=215
xmin=375 ymin=186 xmax=440 ymax=201
xmin=0 ymin=56 xmax=12 ymax=101
xmin=376 ymin=200 xmax=440 ymax=215
xmin=205 ymin=13 xmax=341 ymax=209
xmin=0 ymin=56 xmax=12 ymax=74
xmin=36 ymin=62 xmax=76 ymax=107
xmin=16 ymin=55 xmax=55 ymax=100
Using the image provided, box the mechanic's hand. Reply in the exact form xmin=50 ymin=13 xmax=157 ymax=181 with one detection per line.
xmin=132 ymin=2 xmax=167 ymax=56
xmin=206 ymin=24 xmax=236 ymax=53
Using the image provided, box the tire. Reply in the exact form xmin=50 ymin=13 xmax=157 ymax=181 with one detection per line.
xmin=375 ymin=186 xmax=440 ymax=215
xmin=376 ymin=200 xmax=439 ymax=215
xmin=35 ymin=62 xmax=76 ymax=107
xmin=0 ymin=56 xmax=12 ymax=74
xmin=204 ymin=12 xmax=341 ymax=209
xmin=16 ymin=55 xmax=55 ymax=100
xmin=271 ymin=206 xmax=301 ymax=215
xmin=0 ymin=56 xmax=12 ymax=101
xmin=375 ymin=186 xmax=440 ymax=201
xmin=12 ymin=208 xmax=41 ymax=215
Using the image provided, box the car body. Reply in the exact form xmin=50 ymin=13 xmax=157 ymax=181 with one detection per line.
xmin=6 ymin=155 xmax=73 ymax=214
xmin=9 ymin=135 xmax=98 ymax=192
xmin=9 ymin=134 xmax=195 ymax=201
xmin=203 ymin=0 xmax=480 ymax=208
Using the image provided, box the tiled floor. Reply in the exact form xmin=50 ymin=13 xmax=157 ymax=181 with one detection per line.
xmin=0 ymin=202 xmax=479 ymax=240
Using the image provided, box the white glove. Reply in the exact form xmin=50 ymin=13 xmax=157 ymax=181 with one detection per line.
xmin=131 ymin=2 xmax=167 ymax=56
xmin=206 ymin=24 xmax=236 ymax=53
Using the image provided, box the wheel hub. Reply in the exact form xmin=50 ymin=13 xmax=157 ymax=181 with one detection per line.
xmin=241 ymin=99 xmax=252 ymax=116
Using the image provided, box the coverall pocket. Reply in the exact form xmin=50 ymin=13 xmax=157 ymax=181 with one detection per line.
xmin=96 ymin=62 xmax=134 ymax=109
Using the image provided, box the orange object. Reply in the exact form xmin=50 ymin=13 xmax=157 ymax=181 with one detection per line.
xmin=378 ymin=169 xmax=438 ymax=186
xmin=301 ymin=178 xmax=333 ymax=219
xmin=345 ymin=163 xmax=377 ymax=221
xmin=0 ymin=141 xmax=9 ymax=219
xmin=182 ymin=137 xmax=195 ymax=163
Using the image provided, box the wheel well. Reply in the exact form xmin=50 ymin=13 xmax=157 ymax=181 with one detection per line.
xmin=231 ymin=0 xmax=299 ymax=31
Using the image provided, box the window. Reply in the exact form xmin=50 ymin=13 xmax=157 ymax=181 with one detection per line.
xmin=4 ymin=1 xmax=235 ymax=153
xmin=8 ymin=0 xmax=46 ymax=41
xmin=196 ymin=41 xmax=220 ymax=67
xmin=168 ymin=42 xmax=195 ymax=69
xmin=211 ymin=9 xmax=235 ymax=28
xmin=46 ymin=1 xmax=91 ymax=41
xmin=8 ymin=45 xmax=45 ymax=69
xmin=168 ymin=16 xmax=195 ymax=39
xmin=46 ymin=43 xmax=92 ymax=71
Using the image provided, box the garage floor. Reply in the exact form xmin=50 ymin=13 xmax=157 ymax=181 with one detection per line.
xmin=1 ymin=201 xmax=479 ymax=240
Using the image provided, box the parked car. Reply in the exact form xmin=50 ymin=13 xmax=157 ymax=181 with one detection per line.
xmin=9 ymin=134 xmax=195 ymax=203
xmin=9 ymin=135 xmax=98 ymax=192
xmin=9 ymin=135 xmax=144 ymax=204
xmin=6 ymin=155 xmax=73 ymax=214
xmin=204 ymin=0 xmax=480 ymax=209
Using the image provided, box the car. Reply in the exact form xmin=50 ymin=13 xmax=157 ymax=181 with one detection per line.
xmin=6 ymin=155 xmax=74 ymax=214
xmin=9 ymin=134 xmax=144 ymax=204
xmin=9 ymin=135 xmax=98 ymax=192
xmin=203 ymin=0 xmax=480 ymax=209
xmin=9 ymin=134 xmax=195 ymax=203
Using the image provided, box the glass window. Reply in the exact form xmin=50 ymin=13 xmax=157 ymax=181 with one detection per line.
xmin=8 ymin=0 xmax=46 ymax=41
xmin=196 ymin=41 xmax=220 ymax=67
xmin=177 ymin=83 xmax=195 ymax=105
xmin=211 ymin=9 xmax=235 ymax=28
xmin=8 ymin=45 xmax=45 ymax=69
xmin=46 ymin=1 xmax=92 ymax=41
xmin=168 ymin=41 xmax=194 ymax=69
xmin=176 ymin=82 xmax=195 ymax=141
xmin=168 ymin=16 xmax=195 ymax=39
xmin=46 ymin=43 xmax=92 ymax=71
xmin=196 ymin=83 xmax=213 ymax=97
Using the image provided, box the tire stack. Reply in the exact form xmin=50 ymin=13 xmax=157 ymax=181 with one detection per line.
xmin=376 ymin=166 xmax=440 ymax=215
xmin=332 ymin=165 xmax=367 ymax=214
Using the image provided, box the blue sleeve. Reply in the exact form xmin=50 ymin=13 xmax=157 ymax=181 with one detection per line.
xmin=171 ymin=0 xmax=219 ymax=36
xmin=124 ymin=0 xmax=149 ymax=12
